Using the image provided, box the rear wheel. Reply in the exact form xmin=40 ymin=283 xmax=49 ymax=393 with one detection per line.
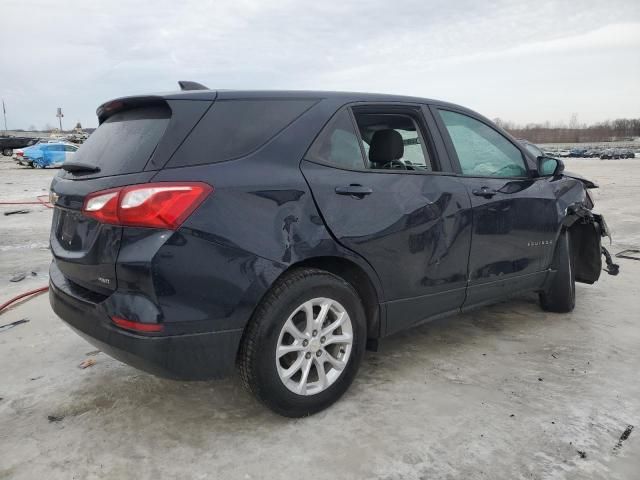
xmin=238 ymin=268 xmax=366 ymax=417
xmin=2 ymin=148 xmax=12 ymax=156
xmin=539 ymin=230 xmax=575 ymax=313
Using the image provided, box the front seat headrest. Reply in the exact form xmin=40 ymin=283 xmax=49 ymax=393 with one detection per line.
xmin=369 ymin=129 xmax=404 ymax=164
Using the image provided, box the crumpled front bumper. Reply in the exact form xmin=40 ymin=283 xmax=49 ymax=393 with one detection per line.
xmin=564 ymin=206 xmax=619 ymax=283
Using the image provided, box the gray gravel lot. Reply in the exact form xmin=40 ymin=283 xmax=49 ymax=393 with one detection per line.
xmin=0 ymin=158 xmax=638 ymax=479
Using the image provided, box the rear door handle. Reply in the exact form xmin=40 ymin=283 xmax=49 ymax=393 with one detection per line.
xmin=472 ymin=187 xmax=498 ymax=199
xmin=335 ymin=184 xmax=373 ymax=198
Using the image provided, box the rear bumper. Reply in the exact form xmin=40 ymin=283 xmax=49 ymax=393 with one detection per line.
xmin=49 ymin=268 xmax=243 ymax=380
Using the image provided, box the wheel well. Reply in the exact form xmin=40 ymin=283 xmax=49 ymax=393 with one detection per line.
xmin=566 ymin=221 xmax=602 ymax=284
xmin=289 ymin=257 xmax=382 ymax=339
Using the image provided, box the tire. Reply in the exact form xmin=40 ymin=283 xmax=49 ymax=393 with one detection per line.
xmin=539 ymin=230 xmax=575 ymax=313
xmin=238 ymin=267 xmax=367 ymax=417
xmin=2 ymin=148 xmax=12 ymax=156
xmin=33 ymin=160 xmax=44 ymax=168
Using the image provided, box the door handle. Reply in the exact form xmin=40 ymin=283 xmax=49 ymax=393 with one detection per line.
xmin=472 ymin=186 xmax=498 ymax=199
xmin=335 ymin=184 xmax=373 ymax=198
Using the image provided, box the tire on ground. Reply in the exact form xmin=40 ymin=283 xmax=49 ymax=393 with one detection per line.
xmin=238 ymin=267 xmax=367 ymax=417
xmin=539 ymin=230 xmax=576 ymax=313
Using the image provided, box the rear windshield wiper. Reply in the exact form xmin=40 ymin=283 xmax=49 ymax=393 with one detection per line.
xmin=62 ymin=161 xmax=101 ymax=173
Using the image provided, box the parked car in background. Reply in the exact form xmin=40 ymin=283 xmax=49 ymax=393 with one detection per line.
xmin=568 ymin=147 xmax=588 ymax=157
xmin=48 ymin=85 xmax=618 ymax=417
xmin=584 ymin=149 xmax=601 ymax=158
xmin=20 ymin=142 xmax=78 ymax=168
xmin=600 ymin=148 xmax=632 ymax=160
xmin=600 ymin=149 xmax=614 ymax=159
xmin=0 ymin=135 xmax=39 ymax=156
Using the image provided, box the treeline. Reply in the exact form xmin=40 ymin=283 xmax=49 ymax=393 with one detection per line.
xmin=494 ymin=117 xmax=640 ymax=144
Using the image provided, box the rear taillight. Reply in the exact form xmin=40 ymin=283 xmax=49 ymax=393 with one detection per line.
xmin=83 ymin=182 xmax=213 ymax=229
xmin=112 ymin=316 xmax=164 ymax=333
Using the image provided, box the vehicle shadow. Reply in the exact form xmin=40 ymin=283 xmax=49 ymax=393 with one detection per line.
xmin=52 ymin=292 xmax=556 ymax=432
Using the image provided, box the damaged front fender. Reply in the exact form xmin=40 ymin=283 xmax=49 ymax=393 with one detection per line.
xmin=562 ymin=205 xmax=619 ymax=283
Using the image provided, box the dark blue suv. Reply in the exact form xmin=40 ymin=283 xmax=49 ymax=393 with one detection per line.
xmin=49 ymin=84 xmax=616 ymax=416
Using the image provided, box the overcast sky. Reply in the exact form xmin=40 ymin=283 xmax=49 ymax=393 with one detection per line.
xmin=1 ymin=0 xmax=639 ymax=129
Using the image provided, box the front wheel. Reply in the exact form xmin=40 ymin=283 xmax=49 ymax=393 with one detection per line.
xmin=539 ymin=230 xmax=575 ymax=313
xmin=2 ymin=148 xmax=12 ymax=156
xmin=33 ymin=159 xmax=44 ymax=168
xmin=238 ymin=268 xmax=366 ymax=417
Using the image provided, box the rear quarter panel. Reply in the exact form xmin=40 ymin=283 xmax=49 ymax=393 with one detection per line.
xmin=149 ymin=98 xmax=384 ymax=331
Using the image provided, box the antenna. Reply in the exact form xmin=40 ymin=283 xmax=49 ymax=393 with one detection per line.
xmin=178 ymin=81 xmax=209 ymax=91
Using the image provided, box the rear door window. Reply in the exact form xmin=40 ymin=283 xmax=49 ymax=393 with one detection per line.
xmin=352 ymin=109 xmax=437 ymax=172
xmin=306 ymin=109 xmax=365 ymax=170
xmin=72 ymin=105 xmax=170 ymax=177
xmin=168 ymin=99 xmax=317 ymax=167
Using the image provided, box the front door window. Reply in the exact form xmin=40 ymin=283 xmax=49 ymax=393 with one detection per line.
xmin=438 ymin=110 xmax=527 ymax=177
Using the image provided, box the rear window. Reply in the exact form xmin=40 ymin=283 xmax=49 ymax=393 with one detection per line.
xmin=73 ymin=105 xmax=170 ymax=176
xmin=167 ymin=99 xmax=316 ymax=167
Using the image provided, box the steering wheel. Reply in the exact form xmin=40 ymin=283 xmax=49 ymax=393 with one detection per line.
xmin=382 ymin=160 xmax=407 ymax=170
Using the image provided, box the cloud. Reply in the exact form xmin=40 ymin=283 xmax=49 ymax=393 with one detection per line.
xmin=1 ymin=0 xmax=639 ymax=128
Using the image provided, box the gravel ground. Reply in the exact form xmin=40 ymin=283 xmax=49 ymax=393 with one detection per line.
xmin=0 ymin=157 xmax=638 ymax=480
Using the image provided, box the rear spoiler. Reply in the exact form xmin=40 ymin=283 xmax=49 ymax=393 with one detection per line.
xmin=96 ymin=82 xmax=212 ymax=123
xmin=96 ymin=95 xmax=167 ymax=124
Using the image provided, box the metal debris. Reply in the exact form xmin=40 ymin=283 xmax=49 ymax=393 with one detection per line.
xmin=10 ymin=273 xmax=26 ymax=282
xmin=602 ymin=247 xmax=620 ymax=275
xmin=0 ymin=318 xmax=29 ymax=333
xmin=4 ymin=209 xmax=31 ymax=216
xmin=613 ymin=425 xmax=634 ymax=454
xmin=615 ymin=249 xmax=640 ymax=261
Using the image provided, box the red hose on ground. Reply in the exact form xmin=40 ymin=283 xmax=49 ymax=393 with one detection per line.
xmin=0 ymin=286 xmax=49 ymax=314
xmin=0 ymin=195 xmax=53 ymax=208
xmin=0 ymin=194 xmax=53 ymax=313
xmin=37 ymin=195 xmax=54 ymax=208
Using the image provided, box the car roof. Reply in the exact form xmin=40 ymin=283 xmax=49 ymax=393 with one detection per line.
xmin=98 ymin=89 xmax=473 ymax=116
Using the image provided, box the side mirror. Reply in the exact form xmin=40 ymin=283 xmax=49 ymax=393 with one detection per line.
xmin=537 ymin=156 xmax=564 ymax=177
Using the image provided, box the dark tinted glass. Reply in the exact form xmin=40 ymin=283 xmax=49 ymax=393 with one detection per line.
xmin=306 ymin=109 xmax=364 ymax=169
xmin=72 ymin=105 xmax=170 ymax=176
xmin=168 ymin=99 xmax=316 ymax=167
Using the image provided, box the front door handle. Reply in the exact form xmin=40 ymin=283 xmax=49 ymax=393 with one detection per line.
xmin=472 ymin=186 xmax=498 ymax=199
xmin=335 ymin=184 xmax=373 ymax=198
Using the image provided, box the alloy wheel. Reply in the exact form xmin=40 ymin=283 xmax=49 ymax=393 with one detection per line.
xmin=275 ymin=297 xmax=353 ymax=396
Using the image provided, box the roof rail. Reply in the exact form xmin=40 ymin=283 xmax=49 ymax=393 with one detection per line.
xmin=178 ymin=81 xmax=209 ymax=91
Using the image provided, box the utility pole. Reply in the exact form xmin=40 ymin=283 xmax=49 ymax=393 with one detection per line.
xmin=2 ymin=99 xmax=7 ymax=135
xmin=56 ymin=107 xmax=64 ymax=132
